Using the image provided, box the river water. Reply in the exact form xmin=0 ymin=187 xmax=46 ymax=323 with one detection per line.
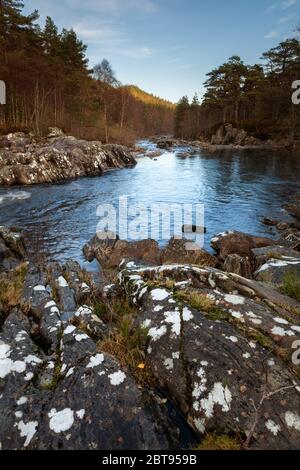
xmin=0 ymin=141 xmax=300 ymax=266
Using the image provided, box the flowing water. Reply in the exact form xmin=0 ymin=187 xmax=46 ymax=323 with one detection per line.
xmin=0 ymin=141 xmax=300 ymax=267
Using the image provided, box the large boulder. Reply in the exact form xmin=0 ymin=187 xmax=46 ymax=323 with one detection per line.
xmin=83 ymin=234 xmax=161 ymax=269
xmin=161 ymin=237 xmax=217 ymax=267
xmin=211 ymin=231 xmax=277 ymax=260
xmin=119 ymin=262 xmax=300 ymax=449
xmin=0 ymin=133 xmax=136 ymax=186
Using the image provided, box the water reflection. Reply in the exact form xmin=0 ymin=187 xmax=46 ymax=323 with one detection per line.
xmin=0 ymin=141 xmax=299 ymax=264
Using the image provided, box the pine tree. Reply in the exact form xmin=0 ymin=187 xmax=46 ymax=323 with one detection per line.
xmin=60 ymin=28 xmax=88 ymax=71
xmin=174 ymin=96 xmax=190 ymax=138
xmin=0 ymin=0 xmax=39 ymax=57
xmin=43 ymin=16 xmax=60 ymax=58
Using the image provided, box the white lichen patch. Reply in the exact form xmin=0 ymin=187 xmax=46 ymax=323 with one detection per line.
xmin=164 ymin=311 xmax=181 ymax=336
xmin=75 ymin=306 xmax=93 ymax=317
xmin=153 ymin=305 xmax=164 ymax=312
xmin=0 ymin=344 xmax=26 ymax=379
xmin=250 ymin=318 xmax=262 ymax=325
xmin=75 ymin=333 xmax=89 ymax=342
xmin=271 ymin=326 xmax=295 ymax=337
xmin=63 ymin=325 xmax=76 ymax=335
xmin=142 ymin=319 xmax=152 ymax=329
xmin=164 ymin=358 xmax=174 ymax=371
xmin=33 ymin=285 xmax=46 ymax=292
xmin=243 ymin=353 xmax=251 ymax=359
xmin=15 ymin=331 xmax=28 ymax=343
xmin=66 ymin=367 xmax=74 ymax=378
xmin=108 ymin=370 xmax=126 ymax=386
xmin=148 ymin=325 xmax=167 ymax=342
xmin=231 ymin=311 xmax=243 ymax=320
xmin=24 ymin=372 xmax=34 ymax=381
xmin=151 ymin=289 xmax=170 ymax=302
xmin=226 ymin=336 xmax=238 ymax=343
xmin=224 ymin=294 xmax=245 ymax=305
xmin=76 ymin=409 xmax=85 ymax=420
xmin=194 ymin=418 xmax=206 ymax=434
xmin=24 ymin=355 xmax=42 ymax=365
xmin=57 ymin=276 xmax=68 ymax=288
xmin=285 ymin=411 xmax=300 ymax=432
xmin=44 ymin=300 xmax=56 ymax=309
xmin=200 ymin=383 xmax=232 ymax=418
xmin=274 ymin=317 xmax=289 ymax=325
xmin=48 ymin=408 xmax=74 ymax=433
xmin=86 ymin=353 xmax=104 ymax=369
xmin=17 ymin=420 xmax=38 ymax=447
xmin=265 ymin=419 xmax=281 ymax=436
xmin=291 ymin=326 xmax=300 ymax=333
xmin=183 ymin=306 xmax=193 ymax=321
xmin=17 ymin=397 xmax=28 ymax=406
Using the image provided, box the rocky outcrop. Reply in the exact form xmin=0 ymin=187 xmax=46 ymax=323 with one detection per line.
xmin=83 ymin=234 xmax=218 ymax=270
xmin=0 ymin=130 xmax=136 ymax=186
xmin=211 ymin=231 xmax=276 ymax=260
xmin=119 ymin=261 xmax=300 ymax=449
xmin=0 ymin=228 xmax=188 ymax=450
xmin=209 ymin=124 xmax=277 ymax=150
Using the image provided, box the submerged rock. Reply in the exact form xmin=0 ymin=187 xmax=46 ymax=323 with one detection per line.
xmin=0 ymin=132 xmax=136 ymax=186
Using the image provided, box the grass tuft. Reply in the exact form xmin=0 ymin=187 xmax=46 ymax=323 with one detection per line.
xmin=281 ymin=270 xmax=300 ymax=302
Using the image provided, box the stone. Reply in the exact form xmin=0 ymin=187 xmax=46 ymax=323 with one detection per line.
xmin=120 ymin=262 xmax=300 ymax=449
xmin=223 ymin=254 xmax=253 ymax=279
xmin=0 ymin=133 xmax=136 ymax=186
xmin=211 ymin=231 xmax=277 ymax=260
xmin=161 ymin=237 xmax=217 ymax=267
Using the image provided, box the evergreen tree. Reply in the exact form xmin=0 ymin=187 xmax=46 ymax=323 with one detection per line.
xmin=174 ymin=96 xmax=190 ymax=138
xmin=43 ymin=16 xmax=60 ymax=58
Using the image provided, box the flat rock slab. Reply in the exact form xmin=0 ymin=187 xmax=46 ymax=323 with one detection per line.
xmin=120 ymin=263 xmax=300 ymax=449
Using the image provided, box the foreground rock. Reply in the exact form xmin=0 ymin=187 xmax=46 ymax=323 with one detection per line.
xmin=0 ymin=229 xmax=183 ymax=450
xmin=120 ymin=262 xmax=300 ymax=449
xmin=211 ymin=231 xmax=277 ymax=260
xmin=83 ymin=235 xmax=217 ymax=270
xmin=0 ymin=130 xmax=136 ymax=186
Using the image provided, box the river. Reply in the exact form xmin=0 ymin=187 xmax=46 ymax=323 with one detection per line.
xmin=0 ymin=141 xmax=300 ymax=267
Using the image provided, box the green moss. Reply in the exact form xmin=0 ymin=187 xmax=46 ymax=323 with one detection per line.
xmin=281 ymin=270 xmax=300 ymax=301
xmin=196 ymin=433 xmax=241 ymax=451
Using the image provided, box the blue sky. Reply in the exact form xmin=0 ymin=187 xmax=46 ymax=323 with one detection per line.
xmin=24 ymin=0 xmax=300 ymax=102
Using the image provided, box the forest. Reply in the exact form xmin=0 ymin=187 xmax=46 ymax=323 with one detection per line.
xmin=175 ymin=35 xmax=300 ymax=143
xmin=0 ymin=0 xmax=174 ymax=144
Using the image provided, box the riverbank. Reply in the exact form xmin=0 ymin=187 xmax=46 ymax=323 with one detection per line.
xmin=1 ymin=195 xmax=300 ymax=449
xmin=154 ymin=123 xmax=298 ymax=154
xmin=0 ymin=128 xmax=136 ymax=186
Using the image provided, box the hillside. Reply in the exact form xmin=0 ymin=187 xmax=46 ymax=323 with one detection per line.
xmin=123 ymin=85 xmax=175 ymax=110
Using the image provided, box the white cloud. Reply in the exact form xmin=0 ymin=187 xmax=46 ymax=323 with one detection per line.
xmin=279 ymin=13 xmax=296 ymax=22
xmin=281 ymin=0 xmax=297 ymax=9
xmin=264 ymin=30 xmax=280 ymax=38
xmin=267 ymin=0 xmax=298 ymax=12
xmin=117 ymin=46 xmax=156 ymax=59
xmin=66 ymin=0 xmax=157 ymax=14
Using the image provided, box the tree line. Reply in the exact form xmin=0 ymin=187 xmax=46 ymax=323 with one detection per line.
xmin=0 ymin=0 xmax=174 ymax=143
xmin=175 ymin=34 xmax=300 ymax=142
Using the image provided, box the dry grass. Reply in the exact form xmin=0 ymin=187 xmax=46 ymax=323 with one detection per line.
xmin=0 ymin=262 xmax=28 ymax=311
xmin=281 ymin=270 xmax=300 ymax=302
